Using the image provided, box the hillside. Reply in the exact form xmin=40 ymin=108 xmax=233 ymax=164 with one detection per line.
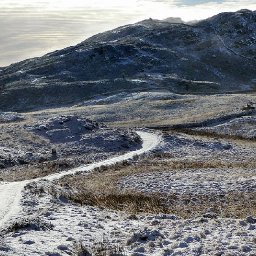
xmin=0 ymin=9 xmax=255 ymax=111
xmin=0 ymin=9 xmax=256 ymax=255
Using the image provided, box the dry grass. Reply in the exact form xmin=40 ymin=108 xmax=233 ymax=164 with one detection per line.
xmin=54 ymin=161 xmax=168 ymax=214
xmin=0 ymin=160 xmax=73 ymax=182
xmin=141 ymin=155 xmax=256 ymax=170
xmin=0 ymin=158 xmax=93 ymax=182
xmin=2 ymin=218 xmax=53 ymax=235
xmin=73 ymin=241 xmax=126 ymax=256
xmin=166 ymin=192 xmax=256 ymax=219
xmin=67 ymin=191 xmax=168 ymax=215
xmin=54 ymin=158 xmax=256 ymax=219
xmin=168 ymin=128 xmax=256 ymax=142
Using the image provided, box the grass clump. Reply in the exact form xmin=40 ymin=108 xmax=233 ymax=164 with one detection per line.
xmin=73 ymin=241 xmax=126 ymax=256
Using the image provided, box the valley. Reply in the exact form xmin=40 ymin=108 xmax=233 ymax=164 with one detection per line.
xmin=0 ymin=9 xmax=255 ymax=256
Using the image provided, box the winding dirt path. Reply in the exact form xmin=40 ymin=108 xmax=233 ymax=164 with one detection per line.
xmin=0 ymin=131 xmax=161 ymax=229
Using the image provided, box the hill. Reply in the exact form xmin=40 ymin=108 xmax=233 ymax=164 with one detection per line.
xmin=0 ymin=9 xmax=255 ymax=111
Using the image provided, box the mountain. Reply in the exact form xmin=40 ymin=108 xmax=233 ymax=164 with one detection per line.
xmin=0 ymin=9 xmax=255 ymax=111
xmin=163 ymin=17 xmax=184 ymax=23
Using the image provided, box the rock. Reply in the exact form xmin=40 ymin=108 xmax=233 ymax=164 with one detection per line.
xmin=215 ymin=251 xmax=224 ymax=256
xmin=0 ymin=245 xmax=10 ymax=252
xmin=126 ymin=229 xmax=164 ymax=245
xmin=203 ymin=212 xmax=218 ymax=219
xmin=199 ymin=217 xmax=209 ymax=223
xmin=248 ymin=225 xmax=255 ymax=230
xmin=162 ymin=240 xmax=170 ymax=246
xmin=25 ymin=152 xmax=33 ymax=157
xmin=23 ymin=240 xmax=35 ymax=245
xmin=200 ymin=232 xmax=206 ymax=239
xmin=18 ymin=158 xmax=28 ymax=165
xmin=127 ymin=214 xmax=138 ymax=220
xmin=151 ymin=220 xmax=160 ymax=226
xmin=204 ymin=230 xmax=211 ymax=235
xmin=51 ymin=148 xmax=57 ymax=155
xmin=241 ymin=245 xmax=251 ymax=253
xmin=223 ymin=144 xmax=232 ymax=150
xmin=239 ymin=220 xmax=248 ymax=226
xmin=39 ymin=125 xmax=48 ymax=130
xmin=155 ymin=214 xmax=177 ymax=220
xmin=57 ymin=245 xmax=69 ymax=251
xmin=228 ymin=245 xmax=238 ymax=250
xmin=134 ymin=247 xmax=145 ymax=253
xmin=147 ymin=241 xmax=154 ymax=248
xmin=246 ymin=216 xmax=256 ymax=224
xmin=185 ymin=237 xmax=194 ymax=243
xmin=46 ymin=252 xmax=61 ymax=256
xmin=179 ymin=242 xmax=188 ymax=248
xmin=39 ymin=156 xmax=47 ymax=163
xmin=66 ymin=237 xmax=75 ymax=241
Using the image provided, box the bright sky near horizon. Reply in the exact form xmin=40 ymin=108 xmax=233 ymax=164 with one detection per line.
xmin=0 ymin=0 xmax=255 ymax=66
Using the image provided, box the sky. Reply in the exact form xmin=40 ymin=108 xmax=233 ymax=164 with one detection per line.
xmin=0 ymin=0 xmax=255 ymax=67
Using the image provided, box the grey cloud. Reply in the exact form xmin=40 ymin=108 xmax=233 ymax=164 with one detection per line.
xmin=1 ymin=0 xmax=255 ymax=66
xmin=0 ymin=6 xmax=144 ymax=66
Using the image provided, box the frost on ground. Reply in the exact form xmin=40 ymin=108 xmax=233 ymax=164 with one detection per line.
xmin=194 ymin=115 xmax=256 ymax=139
xmin=0 ymin=115 xmax=141 ymax=181
xmin=14 ymin=91 xmax=255 ymax=128
xmin=120 ymin=168 xmax=256 ymax=195
xmin=0 ymin=180 xmax=255 ymax=256
xmin=0 ymin=93 xmax=255 ymax=255
xmin=0 ymin=126 xmax=255 ymax=255
xmin=0 ymin=9 xmax=256 ymax=255
xmin=159 ymin=132 xmax=255 ymax=162
xmin=0 ymin=131 xmax=161 ymax=255
xmin=0 ymin=112 xmax=24 ymax=123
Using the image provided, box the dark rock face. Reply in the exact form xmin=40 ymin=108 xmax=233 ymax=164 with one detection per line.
xmin=0 ymin=10 xmax=255 ymax=111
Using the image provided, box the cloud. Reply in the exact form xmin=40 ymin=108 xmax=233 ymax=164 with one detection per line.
xmin=0 ymin=0 xmax=255 ymax=66
xmin=179 ymin=0 xmax=223 ymax=5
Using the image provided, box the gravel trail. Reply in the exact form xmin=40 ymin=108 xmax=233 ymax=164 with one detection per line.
xmin=0 ymin=131 xmax=161 ymax=230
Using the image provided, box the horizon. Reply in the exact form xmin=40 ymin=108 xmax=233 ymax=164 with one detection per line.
xmin=1 ymin=0 xmax=255 ymax=67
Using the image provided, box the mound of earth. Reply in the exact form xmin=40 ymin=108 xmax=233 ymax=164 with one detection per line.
xmin=195 ymin=115 xmax=256 ymax=139
xmin=0 ymin=115 xmax=141 ymax=171
xmin=27 ymin=115 xmax=101 ymax=143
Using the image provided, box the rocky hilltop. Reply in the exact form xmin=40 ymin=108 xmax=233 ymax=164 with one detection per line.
xmin=0 ymin=9 xmax=255 ymax=111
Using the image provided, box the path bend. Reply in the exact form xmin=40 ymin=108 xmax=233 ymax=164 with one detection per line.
xmin=0 ymin=131 xmax=161 ymax=229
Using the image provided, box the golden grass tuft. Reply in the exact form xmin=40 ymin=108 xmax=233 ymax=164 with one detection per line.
xmin=54 ymin=158 xmax=256 ymax=218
